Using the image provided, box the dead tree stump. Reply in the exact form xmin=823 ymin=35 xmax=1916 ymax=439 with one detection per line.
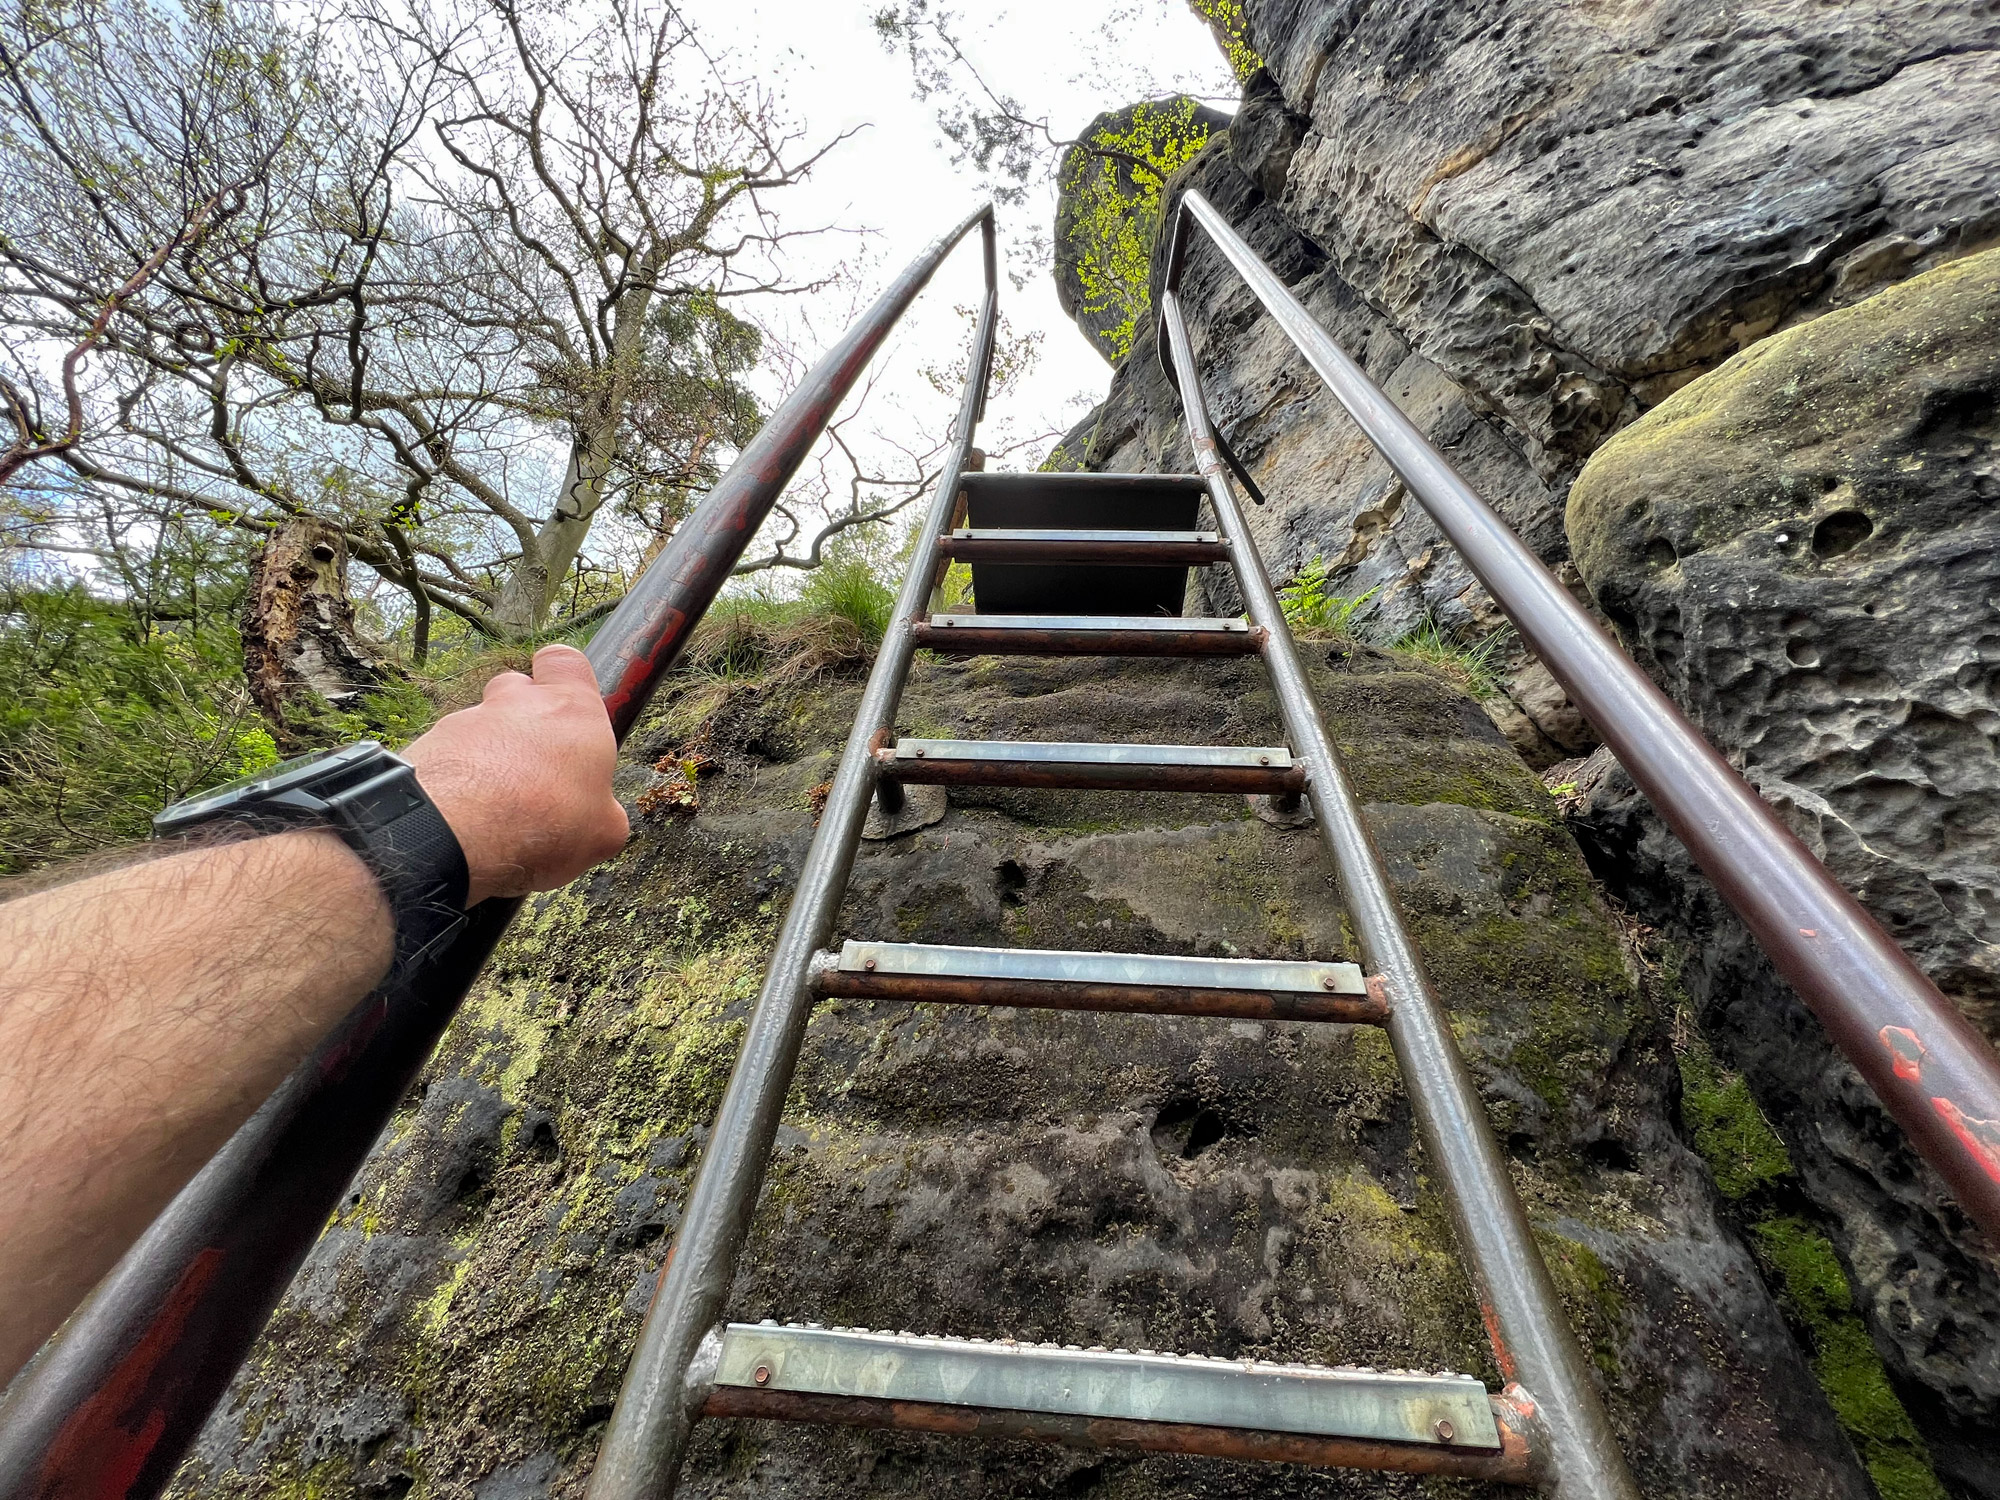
xmin=241 ymin=518 xmax=397 ymax=748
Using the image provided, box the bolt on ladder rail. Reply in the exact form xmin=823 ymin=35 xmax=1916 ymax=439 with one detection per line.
xmin=586 ymin=218 xmax=1642 ymax=1497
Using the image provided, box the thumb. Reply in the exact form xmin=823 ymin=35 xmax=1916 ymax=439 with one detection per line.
xmin=531 ymin=643 xmax=600 ymax=693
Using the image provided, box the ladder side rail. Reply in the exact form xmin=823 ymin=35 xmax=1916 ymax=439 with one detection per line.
xmin=1163 ymin=187 xmax=2000 ymax=1249
xmin=1160 ymin=292 xmax=1638 ymax=1500
xmin=0 ymin=205 xmax=1000 ymax=1500
xmin=584 ymin=220 xmax=1002 ymax=1500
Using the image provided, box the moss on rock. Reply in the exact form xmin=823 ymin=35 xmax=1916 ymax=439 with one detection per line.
xmin=178 ymin=642 xmax=1873 ymax=1498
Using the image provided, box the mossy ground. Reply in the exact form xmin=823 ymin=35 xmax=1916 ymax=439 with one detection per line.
xmin=179 ymin=638 xmax=1864 ymax=1499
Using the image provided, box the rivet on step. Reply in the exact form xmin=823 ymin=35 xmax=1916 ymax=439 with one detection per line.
xmin=864 ymin=958 xmax=877 ymax=970
xmin=753 ymin=1365 xmax=772 ymax=1385
xmin=1258 ymin=755 xmax=1270 ymax=764
xmin=1434 ymin=1418 xmax=1455 ymax=1443
xmin=1320 ymin=974 xmax=1339 ymax=990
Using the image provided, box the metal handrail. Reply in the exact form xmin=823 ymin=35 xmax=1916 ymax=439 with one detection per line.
xmin=1161 ymin=187 xmax=2000 ymax=1247
xmin=582 ymin=208 xmax=1001 ymax=1500
xmin=0 ymin=203 xmax=996 ymax=1500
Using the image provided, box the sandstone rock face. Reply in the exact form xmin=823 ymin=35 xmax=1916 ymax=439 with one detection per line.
xmin=1072 ymin=0 xmax=2000 ymax=758
xmin=1250 ymin=0 xmax=2000 ymax=476
xmin=178 ymin=649 xmax=1869 ymax=1498
xmin=1563 ymin=248 xmax=2000 ymax=1494
xmin=1568 ymin=248 xmax=2000 ymax=1039
xmin=1056 ymin=5 xmax=2000 ymax=1486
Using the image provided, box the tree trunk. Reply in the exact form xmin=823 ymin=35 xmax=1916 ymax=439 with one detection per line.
xmin=489 ymin=271 xmax=659 ymax=635
xmin=488 ymin=425 xmax=617 ymax=635
xmin=241 ymin=517 xmax=397 ymax=749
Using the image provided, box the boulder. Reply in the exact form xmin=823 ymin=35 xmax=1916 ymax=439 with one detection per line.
xmin=178 ymin=646 xmax=1867 ymax=1498
xmin=1053 ymin=98 xmax=1232 ymax=364
xmin=1564 ymin=248 xmax=2000 ymax=1492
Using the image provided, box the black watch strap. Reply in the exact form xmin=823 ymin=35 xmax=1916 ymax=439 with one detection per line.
xmin=328 ymin=766 xmax=470 ymax=971
xmin=155 ymin=742 xmax=470 ymax=974
xmin=320 ymin=764 xmax=468 ymax=976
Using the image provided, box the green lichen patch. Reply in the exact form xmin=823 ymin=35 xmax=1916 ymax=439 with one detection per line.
xmin=1677 ymin=1033 xmax=1791 ymax=1201
xmin=1665 ymin=1001 xmax=1946 ymax=1497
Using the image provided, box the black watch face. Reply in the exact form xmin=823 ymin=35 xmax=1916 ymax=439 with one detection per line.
xmin=156 ymin=741 xmax=382 ymax=831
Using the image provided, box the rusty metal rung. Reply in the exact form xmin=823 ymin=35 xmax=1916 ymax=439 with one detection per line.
xmin=928 ymin=612 xmax=1247 ymax=633
xmin=875 ymin=737 xmax=1304 ymax=795
xmin=811 ymin=941 xmax=1385 ymax=1022
xmin=703 ymin=1323 xmax=1501 ymax=1452
xmin=833 ymin=940 xmax=1364 ymax=993
xmin=914 ymin=614 xmax=1263 ymax=657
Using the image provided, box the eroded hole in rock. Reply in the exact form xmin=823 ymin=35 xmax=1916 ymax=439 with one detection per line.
xmin=454 ymin=1161 xmax=493 ymax=1207
xmin=1151 ymin=1097 xmax=1226 ymax=1159
xmin=994 ymin=858 xmax=1028 ymax=906
xmin=1583 ymin=1135 xmax=1637 ymax=1172
xmin=1786 ymin=638 xmax=1821 ymax=668
xmin=1644 ymin=536 xmax=1678 ymax=570
xmin=524 ymin=1113 xmax=560 ymax=1161
xmin=1812 ymin=508 xmax=1874 ymax=559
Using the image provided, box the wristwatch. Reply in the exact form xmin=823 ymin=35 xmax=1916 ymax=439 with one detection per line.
xmin=154 ymin=741 xmax=470 ymax=969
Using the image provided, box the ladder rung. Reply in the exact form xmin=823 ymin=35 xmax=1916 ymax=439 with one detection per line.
xmin=875 ymin=738 xmax=1304 ymax=794
xmin=700 ymin=1325 xmax=1528 ymax=1481
xmin=940 ymin=529 xmax=1227 ymax=566
xmin=812 ymin=942 xmax=1384 ymax=1023
xmin=914 ymin=613 xmax=1264 ymax=657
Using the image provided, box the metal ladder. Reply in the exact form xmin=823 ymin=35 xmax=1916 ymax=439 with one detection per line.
xmin=583 ymin=211 xmax=1641 ymax=1500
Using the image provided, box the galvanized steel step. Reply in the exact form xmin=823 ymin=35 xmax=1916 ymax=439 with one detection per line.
xmin=913 ymin=612 xmax=1263 ymax=656
xmin=811 ymin=941 xmax=1384 ymax=1023
xmin=940 ymin=527 xmax=1228 ymax=566
xmin=875 ymin=737 xmax=1304 ymax=794
xmin=950 ymin=474 xmax=1211 ymax=616
xmin=958 ymin=471 xmax=1207 ymax=533
xmin=700 ymin=1323 xmax=1504 ymax=1455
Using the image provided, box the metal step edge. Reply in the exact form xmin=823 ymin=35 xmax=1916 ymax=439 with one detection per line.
xmin=832 ymin=940 xmax=1366 ymax=996
xmin=926 ymin=612 xmax=1248 ymax=632
xmin=950 ymin=528 xmax=1220 ymax=543
xmin=959 ymin=471 xmax=1205 ymax=486
xmin=890 ymin=739 xmax=1291 ymax=768
xmin=704 ymin=1323 xmax=1501 ymax=1451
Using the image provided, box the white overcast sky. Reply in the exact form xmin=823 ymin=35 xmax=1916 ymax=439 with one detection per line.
xmin=692 ymin=0 xmax=1236 ymax=490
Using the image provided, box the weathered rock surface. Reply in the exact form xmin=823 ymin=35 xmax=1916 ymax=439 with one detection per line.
xmin=1068 ymin=0 xmax=2000 ymax=757
xmin=1249 ymin=0 xmax=2000 ymax=476
xmin=178 ymin=648 xmax=1870 ymax=1498
xmin=1563 ymin=247 xmax=2000 ymax=1495
xmin=1056 ymin=3 xmax=2000 ymax=1486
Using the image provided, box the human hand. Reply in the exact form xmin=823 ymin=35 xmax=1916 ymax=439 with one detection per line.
xmin=403 ymin=645 xmax=629 ymax=905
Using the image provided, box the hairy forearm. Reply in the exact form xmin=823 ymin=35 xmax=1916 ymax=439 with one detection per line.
xmin=0 ymin=830 xmax=393 ymax=1378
